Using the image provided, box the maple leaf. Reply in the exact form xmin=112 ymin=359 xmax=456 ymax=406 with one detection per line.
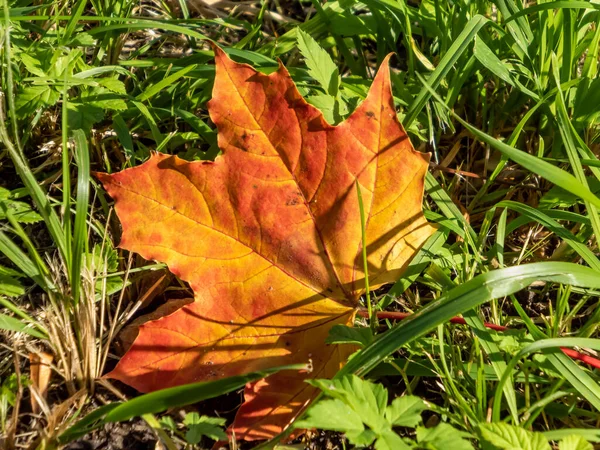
xmin=97 ymin=47 xmax=435 ymax=440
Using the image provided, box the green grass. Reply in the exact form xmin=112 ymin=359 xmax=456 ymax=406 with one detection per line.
xmin=1 ymin=0 xmax=600 ymax=449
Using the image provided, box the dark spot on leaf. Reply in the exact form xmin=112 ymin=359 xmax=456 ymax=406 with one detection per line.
xmin=366 ymin=111 xmax=375 ymax=119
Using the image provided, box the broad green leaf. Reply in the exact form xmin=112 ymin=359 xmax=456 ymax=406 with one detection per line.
xmin=417 ymin=423 xmax=475 ymax=450
xmin=309 ymin=376 xmax=388 ymax=433
xmin=67 ymin=103 xmax=105 ymax=132
xmin=294 ymin=399 xmax=365 ymax=435
xmin=385 ymin=395 xmax=427 ymax=427
xmin=297 ymin=29 xmax=340 ymax=97
xmin=375 ymin=430 xmax=411 ymax=450
xmin=307 ymin=93 xmax=348 ymax=124
xmin=19 ymin=53 xmax=46 ymax=77
xmin=183 ymin=414 xmax=227 ymax=443
xmin=0 ymin=189 xmax=42 ymax=223
xmin=479 ymin=423 xmax=551 ymax=450
xmin=559 ymin=435 xmax=593 ymax=450
xmin=158 ymin=416 xmax=177 ymax=431
xmin=345 ymin=429 xmax=378 ymax=447
xmin=326 ymin=324 xmax=373 ymax=347
xmin=84 ymin=86 xmax=127 ymax=111
xmin=97 ymin=78 xmax=127 ymax=94
xmin=15 ymin=85 xmax=60 ymax=117
xmin=66 ymin=32 xmax=96 ymax=47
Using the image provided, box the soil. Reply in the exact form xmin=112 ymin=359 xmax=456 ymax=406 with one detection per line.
xmin=64 ymin=420 xmax=157 ymax=450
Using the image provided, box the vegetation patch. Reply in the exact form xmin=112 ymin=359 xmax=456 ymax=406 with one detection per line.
xmin=1 ymin=1 xmax=600 ymax=449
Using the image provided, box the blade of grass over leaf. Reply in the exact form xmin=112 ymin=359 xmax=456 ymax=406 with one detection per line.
xmin=62 ymin=364 xmax=306 ymax=439
xmin=386 ymin=229 xmax=448 ymax=299
xmin=356 ymin=181 xmax=374 ymax=333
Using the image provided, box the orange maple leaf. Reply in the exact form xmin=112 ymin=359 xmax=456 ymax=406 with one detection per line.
xmin=97 ymin=47 xmax=435 ymax=440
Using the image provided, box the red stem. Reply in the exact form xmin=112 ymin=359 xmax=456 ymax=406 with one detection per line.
xmin=357 ymin=309 xmax=600 ymax=370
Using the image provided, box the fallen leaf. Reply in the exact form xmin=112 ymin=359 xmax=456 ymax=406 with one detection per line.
xmin=97 ymin=46 xmax=435 ymax=440
xmin=29 ymin=351 xmax=53 ymax=414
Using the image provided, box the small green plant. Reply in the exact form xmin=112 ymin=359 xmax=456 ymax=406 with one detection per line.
xmin=0 ymin=374 xmax=26 ymax=434
xmin=160 ymin=413 xmax=227 ymax=448
xmin=296 ymin=374 xmax=473 ymax=450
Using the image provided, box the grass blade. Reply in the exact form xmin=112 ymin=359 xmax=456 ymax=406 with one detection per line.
xmin=493 ymin=338 xmax=600 ymax=420
xmin=404 ymin=14 xmax=488 ymax=128
xmin=496 ymin=200 xmax=600 ymax=271
xmin=71 ymin=130 xmax=90 ymax=304
xmin=551 ymin=53 xmax=600 ymax=250
xmin=0 ymin=230 xmax=51 ymax=291
xmin=338 ymin=262 xmax=600 ymax=378
xmin=0 ymin=313 xmax=47 ymax=338
xmin=506 ymin=1 xmax=600 ymax=23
